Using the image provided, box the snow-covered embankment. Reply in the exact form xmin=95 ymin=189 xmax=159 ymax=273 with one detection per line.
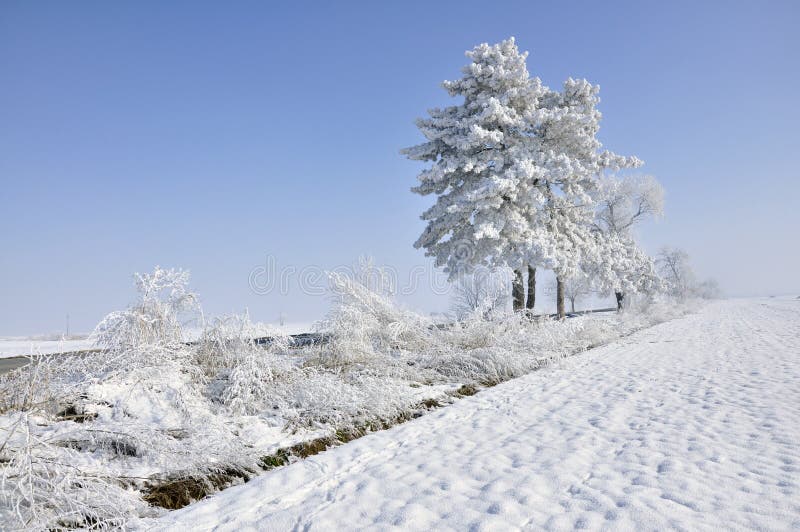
xmin=154 ymin=298 xmax=800 ymax=531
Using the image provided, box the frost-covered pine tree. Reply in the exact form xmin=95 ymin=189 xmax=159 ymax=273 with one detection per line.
xmin=524 ymin=78 xmax=642 ymax=317
xmin=402 ymin=38 xmax=549 ymax=310
xmin=405 ymin=38 xmax=641 ymax=317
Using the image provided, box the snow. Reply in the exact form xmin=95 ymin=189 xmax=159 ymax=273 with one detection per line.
xmin=151 ymin=298 xmax=800 ymax=531
xmin=0 ymin=323 xmax=314 ymax=360
xmin=182 ymin=322 xmax=316 ymax=341
xmin=0 ymin=337 xmax=94 ymax=359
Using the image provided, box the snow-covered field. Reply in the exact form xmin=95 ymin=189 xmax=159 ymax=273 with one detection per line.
xmin=152 ymin=297 xmax=800 ymax=531
xmin=0 ymin=337 xmax=95 ymax=359
xmin=0 ymin=322 xmax=313 ymax=360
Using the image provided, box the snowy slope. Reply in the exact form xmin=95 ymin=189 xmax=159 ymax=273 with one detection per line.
xmin=150 ymin=298 xmax=800 ymax=531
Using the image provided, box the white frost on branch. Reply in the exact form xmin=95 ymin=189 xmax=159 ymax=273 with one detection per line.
xmin=450 ymin=268 xmax=512 ymax=320
xmin=91 ymin=266 xmax=199 ymax=351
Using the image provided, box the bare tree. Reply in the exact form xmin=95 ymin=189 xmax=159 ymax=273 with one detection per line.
xmin=595 ymin=175 xmax=664 ymax=235
xmin=656 ymin=247 xmax=695 ymax=299
xmin=451 ymin=269 xmax=511 ymax=320
xmin=655 ymin=248 xmax=724 ymax=301
xmin=567 ymin=276 xmax=593 ymax=313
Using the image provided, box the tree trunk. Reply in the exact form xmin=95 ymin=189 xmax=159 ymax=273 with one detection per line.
xmin=512 ymin=269 xmax=525 ymax=312
xmin=615 ymin=291 xmax=624 ymax=311
xmin=570 ymin=297 xmax=576 ymax=313
xmin=556 ymin=276 xmax=565 ymax=319
xmin=525 ymin=265 xmax=536 ymax=311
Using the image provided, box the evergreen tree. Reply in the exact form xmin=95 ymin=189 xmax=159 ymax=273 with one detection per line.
xmin=402 ymin=38 xmax=548 ymax=299
xmin=405 ymin=38 xmax=644 ymax=316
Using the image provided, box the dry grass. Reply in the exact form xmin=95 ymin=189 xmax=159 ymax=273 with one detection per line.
xmin=142 ymin=466 xmax=253 ymax=510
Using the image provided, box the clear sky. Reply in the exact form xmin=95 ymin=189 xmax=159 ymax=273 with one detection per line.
xmin=1 ymin=0 xmax=798 ymax=335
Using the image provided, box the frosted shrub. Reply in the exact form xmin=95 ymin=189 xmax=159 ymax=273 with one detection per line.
xmin=219 ymin=349 xmax=298 ymax=416
xmin=269 ymin=369 xmax=422 ymax=431
xmin=0 ymin=354 xmax=66 ymax=417
xmin=318 ymin=268 xmax=431 ymax=367
xmin=196 ymin=313 xmax=297 ymax=415
xmin=194 ymin=313 xmax=288 ymax=378
xmin=92 ymin=267 xmax=199 ymax=351
xmin=0 ymin=413 xmax=150 ymax=530
xmin=419 ymin=315 xmax=561 ymax=383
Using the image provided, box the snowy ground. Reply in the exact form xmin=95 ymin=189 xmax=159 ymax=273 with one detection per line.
xmin=152 ymin=298 xmax=800 ymax=531
xmin=0 ymin=322 xmax=312 ymax=360
xmin=0 ymin=337 xmax=94 ymax=359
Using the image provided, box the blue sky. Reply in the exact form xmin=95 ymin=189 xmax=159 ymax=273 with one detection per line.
xmin=1 ymin=1 xmax=798 ymax=335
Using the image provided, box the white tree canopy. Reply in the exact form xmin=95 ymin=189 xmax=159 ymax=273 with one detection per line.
xmin=402 ymin=38 xmax=548 ymax=277
xmin=594 ymin=175 xmax=664 ymax=235
xmin=404 ymin=37 xmax=642 ymax=283
xmin=584 ymin=233 xmax=663 ymax=296
xmin=522 ymin=77 xmax=642 ymax=281
xmin=582 ymin=175 xmax=665 ymax=296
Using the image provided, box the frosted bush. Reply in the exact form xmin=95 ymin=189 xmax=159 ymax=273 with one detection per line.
xmin=417 ymin=315 xmax=578 ymax=383
xmin=0 ymin=412 xmax=151 ymax=530
xmin=194 ymin=313 xmax=288 ymax=378
xmin=266 ymin=369 xmax=423 ymax=430
xmin=219 ymin=349 xmax=298 ymax=416
xmin=92 ymin=267 xmax=199 ymax=351
xmin=194 ymin=313 xmax=299 ymax=416
xmin=317 ymin=268 xmax=431 ymax=367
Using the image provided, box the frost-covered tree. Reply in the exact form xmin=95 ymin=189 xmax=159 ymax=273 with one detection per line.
xmin=586 ymin=175 xmax=664 ymax=309
xmin=655 ymin=247 xmax=721 ymax=300
xmin=546 ymin=274 xmax=593 ymax=313
xmin=584 ymin=233 xmax=662 ymax=309
xmin=524 ymin=78 xmax=642 ymax=317
xmin=656 ymin=247 xmax=695 ymax=299
xmin=404 ymin=38 xmax=640 ymax=318
xmin=595 ymin=175 xmax=664 ymax=235
xmin=695 ymin=278 xmax=722 ymax=299
xmin=451 ymin=268 xmax=511 ymax=320
xmin=402 ymin=38 xmax=550 ymax=311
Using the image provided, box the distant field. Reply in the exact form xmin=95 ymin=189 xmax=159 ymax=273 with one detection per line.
xmin=0 ymin=337 xmax=94 ymax=359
